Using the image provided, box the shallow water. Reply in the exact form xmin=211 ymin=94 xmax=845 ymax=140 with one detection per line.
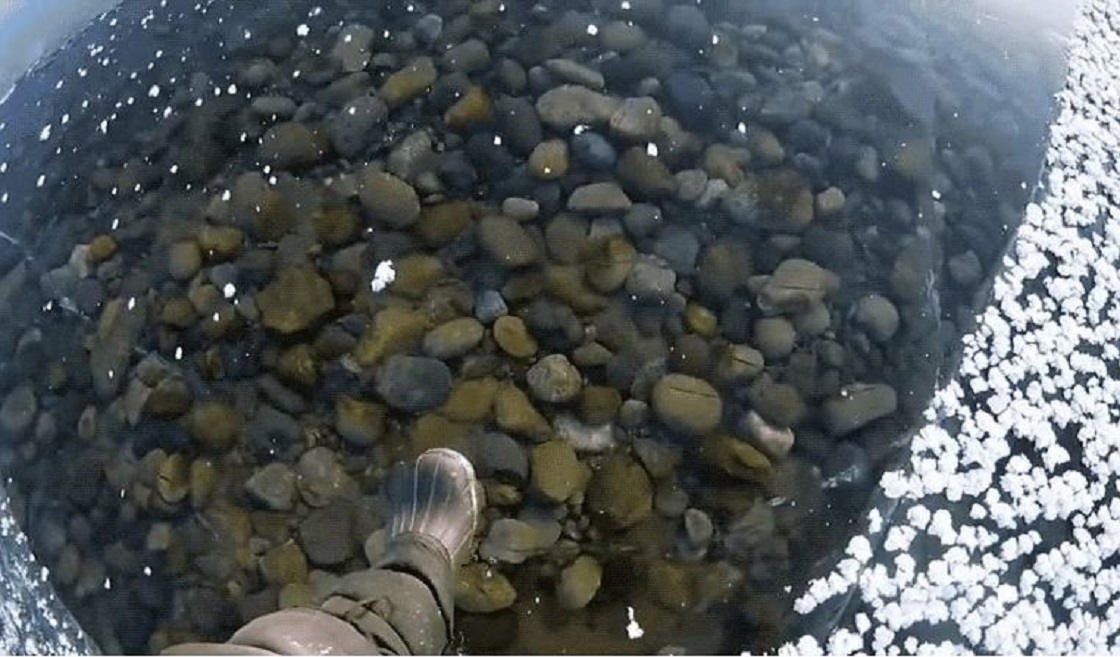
xmin=0 ymin=0 xmax=1056 ymax=653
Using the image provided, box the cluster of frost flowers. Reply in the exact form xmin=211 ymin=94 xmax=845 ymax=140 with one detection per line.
xmin=783 ymin=0 xmax=1120 ymax=653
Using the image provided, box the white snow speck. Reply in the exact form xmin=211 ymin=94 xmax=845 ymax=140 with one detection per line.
xmin=371 ymin=260 xmax=396 ymax=293
xmin=625 ymin=606 xmax=644 ymax=639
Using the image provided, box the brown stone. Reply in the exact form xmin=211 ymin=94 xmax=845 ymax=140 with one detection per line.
xmin=492 ymin=316 xmax=537 ymax=359
xmin=439 ymin=377 xmax=499 ymax=423
xmin=379 ymin=57 xmax=438 ymax=107
xmin=495 ymin=383 xmax=552 ymax=441
xmin=528 ymin=139 xmax=569 ymax=180
xmin=352 ymin=306 xmax=429 ymax=367
xmin=445 ymin=85 xmax=493 ymax=131
xmin=257 ymin=266 xmax=335 ymax=334
xmin=417 ymin=202 xmax=473 ymax=246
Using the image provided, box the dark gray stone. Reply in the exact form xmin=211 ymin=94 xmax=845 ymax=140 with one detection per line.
xmin=570 ymin=131 xmax=617 ymax=170
xmin=622 ymin=203 xmax=663 ymax=239
xmin=328 ymin=94 xmax=388 ymax=158
xmin=376 ymin=356 xmax=452 ymax=412
xmin=299 ymin=502 xmax=355 ymax=566
xmin=664 ymin=4 xmax=711 ymax=50
xmin=652 ymin=227 xmax=700 ymax=274
xmin=494 ymin=96 xmax=543 ymax=157
xmin=663 ymin=70 xmax=714 ymax=129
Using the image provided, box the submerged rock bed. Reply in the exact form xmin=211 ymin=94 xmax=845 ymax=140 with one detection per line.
xmin=0 ymin=0 xmax=1032 ymax=653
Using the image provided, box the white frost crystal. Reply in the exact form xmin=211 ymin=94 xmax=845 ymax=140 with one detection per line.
xmin=785 ymin=1 xmax=1120 ymax=652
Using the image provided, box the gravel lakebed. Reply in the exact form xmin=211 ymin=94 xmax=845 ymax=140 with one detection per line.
xmin=0 ymin=0 xmax=1033 ymax=653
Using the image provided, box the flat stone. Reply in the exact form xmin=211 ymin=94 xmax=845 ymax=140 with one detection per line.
xmin=747 ymin=127 xmax=785 ymax=166
xmin=557 ymin=555 xmax=602 ymax=610
xmin=245 ymin=463 xmax=297 ymax=511
xmin=501 ymin=197 xmax=540 ymax=222
xmin=609 ymin=96 xmax=662 ymax=141
xmin=600 ymin=20 xmax=647 ymax=52
xmin=747 ymin=376 xmax=807 ymax=428
xmin=260 ymin=540 xmax=309 ymax=587
xmin=622 ymin=203 xmax=662 ymax=238
xmin=545 ymin=59 xmax=605 ymax=90
xmin=479 ymin=519 xmax=540 ymax=564
xmin=714 ymin=344 xmax=765 ymax=386
xmin=475 ymin=290 xmax=508 ymax=323
xmin=815 ymin=187 xmax=846 ymax=216
xmin=580 ymin=386 xmax=622 ymax=426
xmin=444 ymin=85 xmax=493 ymax=131
xmin=632 ymin=437 xmax=681 ymax=479
xmin=328 ymin=94 xmax=388 ymax=158
xmin=570 ymin=131 xmax=617 ymax=170
xmin=684 ymin=508 xmax=714 ymax=548
xmin=494 ymin=96 xmax=543 ymax=156
xmin=652 ymin=227 xmax=700 ymax=274
xmin=584 ymin=235 xmax=637 ymax=294
xmin=298 ymin=502 xmax=355 ymax=566
xmin=553 ymin=413 xmax=615 ymax=453
xmin=744 ymin=409 xmax=795 ymax=459
xmin=652 ymin=374 xmax=722 ymax=436
xmin=168 ymin=241 xmax=202 ymax=281
xmin=586 ymin=453 xmax=652 ymax=529
xmin=949 ymin=250 xmax=983 ymax=288
xmin=251 ymin=95 xmax=298 ymax=119
xmin=423 ymin=317 xmax=485 ymax=359
xmin=259 ymin=122 xmax=326 ymax=170
xmin=702 ymin=432 xmax=773 ymax=485
xmin=493 ymin=315 xmax=538 ymax=359
xmin=256 ymin=266 xmax=335 ymax=334
xmin=821 ymin=383 xmax=898 ymax=437
xmin=330 ymin=24 xmax=375 ymax=72
xmin=528 ymin=139 xmax=569 ymax=180
xmin=186 ymin=401 xmax=244 ymax=452
xmin=296 ymin=446 xmax=359 ymax=507
xmin=0 ymin=384 xmax=37 ymax=436
xmin=526 ymin=354 xmax=583 ymax=403
xmin=568 ymin=182 xmax=631 ymax=213
xmin=358 ymin=168 xmax=421 ymax=228
xmin=853 ymin=294 xmax=900 ymax=343
xmin=617 ymin=147 xmax=677 ymax=199
xmin=494 ymin=383 xmax=552 ymax=441
xmin=757 ymin=259 xmax=839 ymax=315
xmin=536 ymin=85 xmax=619 ymax=129
xmin=664 ymin=3 xmax=711 ymax=49
xmin=625 ymin=255 xmax=676 ymax=301
xmin=453 ymin=432 xmax=524 ymax=487
xmin=456 ymin=563 xmax=517 ymax=613
xmin=376 ymin=355 xmax=452 ymax=412
xmin=416 ymin=201 xmax=472 ymax=250
xmin=478 ymin=215 xmax=541 ymax=268
xmin=439 ymin=377 xmax=499 ymax=424
xmin=663 ymin=70 xmax=715 ymax=129
xmin=379 ymin=57 xmax=438 ymax=107
xmin=530 ymin=441 xmax=583 ymax=503
xmin=352 ymin=306 xmax=428 ymax=367
xmin=753 ymin=317 xmax=796 ymax=361
xmin=704 ymin=143 xmax=748 ymax=186
xmin=334 ymin=395 xmax=386 ymax=446
xmin=443 ymin=38 xmax=491 ymax=74
xmin=676 ymin=169 xmax=709 ymax=202
xmin=156 ymin=454 xmax=189 ymax=505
